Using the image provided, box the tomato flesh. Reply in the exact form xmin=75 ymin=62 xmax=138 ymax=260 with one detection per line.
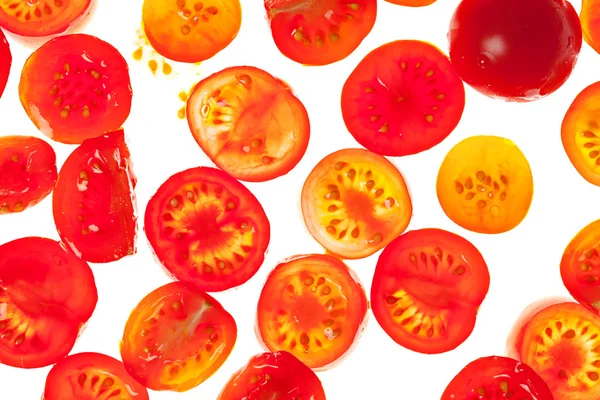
xmin=582 ymin=0 xmax=600 ymax=56
xmin=0 ymin=28 xmax=10 ymax=99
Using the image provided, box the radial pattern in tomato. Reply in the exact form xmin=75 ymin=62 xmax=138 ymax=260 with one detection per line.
xmin=0 ymin=28 xmax=10 ymax=99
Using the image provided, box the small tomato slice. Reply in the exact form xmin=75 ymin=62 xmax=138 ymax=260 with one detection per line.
xmin=265 ymin=0 xmax=377 ymax=66
xmin=582 ymin=0 xmax=600 ymax=56
xmin=144 ymin=166 xmax=270 ymax=292
xmin=187 ymin=66 xmax=310 ymax=182
xmin=121 ymin=281 xmax=237 ymax=392
xmin=19 ymin=34 xmax=132 ymax=144
xmin=218 ymin=351 xmax=326 ymax=400
xmin=53 ymin=129 xmax=137 ymax=263
xmin=0 ymin=28 xmax=10 ymax=99
xmin=44 ymin=352 xmax=149 ymax=400
xmin=0 ymin=237 xmax=97 ymax=369
xmin=0 ymin=135 xmax=57 ymax=214
xmin=301 ymin=148 xmax=412 ymax=259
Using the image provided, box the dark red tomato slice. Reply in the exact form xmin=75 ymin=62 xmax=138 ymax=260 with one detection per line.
xmin=371 ymin=228 xmax=490 ymax=354
xmin=0 ymin=135 xmax=57 ymax=214
xmin=217 ymin=351 xmax=326 ymax=400
xmin=265 ymin=0 xmax=377 ymax=66
xmin=341 ymin=40 xmax=465 ymax=157
xmin=0 ymin=237 xmax=97 ymax=369
xmin=44 ymin=352 xmax=149 ymax=400
xmin=144 ymin=166 xmax=270 ymax=292
xmin=0 ymin=28 xmax=10 ymax=99
xmin=53 ymin=129 xmax=137 ymax=263
xmin=19 ymin=34 xmax=132 ymax=144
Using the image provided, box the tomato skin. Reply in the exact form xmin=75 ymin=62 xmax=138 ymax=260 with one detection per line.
xmin=0 ymin=28 xmax=10 ymax=99
xmin=582 ymin=0 xmax=600 ymax=56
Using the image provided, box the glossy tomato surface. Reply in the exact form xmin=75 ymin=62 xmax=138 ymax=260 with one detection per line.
xmin=0 ymin=28 xmax=10 ymax=99
xmin=341 ymin=40 xmax=465 ymax=157
xmin=582 ymin=0 xmax=600 ymax=55
xmin=19 ymin=34 xmax=132 ymax=144
xmin=448 ymin=0 xmax=582 ymax=101
xmin=0 ymin=237 xmax=97 ymax=369
xmin=187 ymin=66 xmax=310 ymax=182
xmin=121 ymin=281 xmax=237 ymax=392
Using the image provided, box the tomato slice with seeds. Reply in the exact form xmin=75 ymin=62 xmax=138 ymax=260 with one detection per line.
xmin=53 ymin=129 xmax=137 ymax=263
xmin=187 ymin=66 xmax=310 ymax=182
xmin=0 ymin=237 xmax=97 ymax=369
xmin=19 ymin=34 xmax=132 ymax=144
xmin=0 ymin=28 xmax=10 ymax=99
xmin=582 ymin=0 xmax=600 ymax=56
xmin=265 ymin=0 xmax=377 ymax=66
xmin=121 ymin=281 xmax=237 ymax=392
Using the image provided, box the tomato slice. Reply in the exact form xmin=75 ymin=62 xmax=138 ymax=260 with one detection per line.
xmin=144 ymin=166 xmax=270 ymax=292
xmin=121 ymin=281 xmax=237 ymax=392
xmin=0 ymin=135 xmax=57 ymax=214
xmin=582 ymin=0 xmax=600 ymax=56
xmin=265 ymin=0 xmax=377 ymax=66
xmin=53 ymin=129 xmax=137 ymax=263
xmin=218 ymin=351 xmax=326 ymax=400
xmin=44 ymin=352 xmax=149 ymax=400
xmin=19 ymin=34 xmax=132 ymax=144
xmin=0 ymin=28 xmax=10 ymax=99
xmin=0 ymin=237 xmax=97 ymax=369
xmin=341 ymin=40 xmax=465 ymax=157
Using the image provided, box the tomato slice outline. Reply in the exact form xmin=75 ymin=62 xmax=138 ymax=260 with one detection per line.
xmin=0 ymin=28 xmax=10 ymax=99
xmin=582 ymin=0 xmax=600 ymax=56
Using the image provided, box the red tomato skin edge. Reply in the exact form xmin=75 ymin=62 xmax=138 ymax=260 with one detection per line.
xmin=0 ymin=28 xmax=11 ymax=97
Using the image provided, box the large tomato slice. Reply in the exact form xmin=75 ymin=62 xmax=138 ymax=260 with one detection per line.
xmin=0 ymin=237 xmax=97 ymax=369
xmin=0 ymin=28 xmax=10 ymax=99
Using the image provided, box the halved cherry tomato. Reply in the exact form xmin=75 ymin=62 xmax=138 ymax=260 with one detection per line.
xmin=19 ymin=34 xmax=132 ymax=144
xmin=582 ymin=0 xmax=600 ymax=55
xmin=436 ymin=135 xmax=534 ymax=234
xmin=0 ymin=136 xmax=57 ymax=214
xmin=256 ymin=254 xmax=368 ymax=369
xmin=44 ymin=352 xmax=149 ymax=400
xmin=53 ymin=129 xmax=137 ymax=263
xmin=301 ymin=148 xmax=412 ymax=259
xmin=217 ymin=351 xmax=326 ymax=400
xmin=265 ymin=0 xmax=377 ymax=66
xmin=142 ymin=0 xmax=241 ymax=63
xmin=341 ymin=40 xmax=465 ymax=157
xmin=0 ymin=28 xmax=10 ymax=99
xmin=0 ymin=237 xmax=97 ymax=369
xmin=144 ymin=166 xmax=270 ymax=292
xmin=187 ymin=66 xmax=310 ymax=182
xmin=121 ymin=281 xmax=237 ymax=392
xmin=371 ymin=228 xmax=490 ymax=354
xmin=385 ymin=0 xmax=436 ymax=5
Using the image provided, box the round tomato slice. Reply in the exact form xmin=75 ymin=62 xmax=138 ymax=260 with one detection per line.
xmin=341 ymin=40 xmax=465 ymax=157
xmin=121 ymin=281 xmax=237 ymax=392
xmin=0 ymin=237 xmax=97 ymax=369
xmin=0 ymin=28 xmax=10 ymax=99
xmin=256 ymin=254 xmax=368 ymax=369
xmin=186 ymin=66 xmax=310 ymax=182
xmin=265 ymin=0 xmax=377 ymax=66
xmin=44 ymin=352 xmax=149 ymax=400
xmin=144 ymin=166 xmax=270 ymax=292
xmin=301 ymin=148 xmax=412 ymax=259
xmin=19 ymin=34 xmax=132 ymax=144
xmin=371 ymin=228 xmax=490 ymax=354
xmin=218 ymin=351 xmax=326 ymax=400
xmin=0 ymin=136 xmax=57 ymax=214
xmin=53 ymin=129 xmax=137 ymax=263
xmin=582 ymin=0 xmax=600 ymax=56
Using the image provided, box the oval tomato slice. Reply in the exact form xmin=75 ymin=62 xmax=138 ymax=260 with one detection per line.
xmin=582 ymin=0 xmax=600 ymax=56
xmin=121 ymin=281 xmax=237 ymax=392
xmin=371 ymin=228 xmax=490 ymax=354
xmin=187 ymin=66 xmax=310 ymax=182
xmin=0 ymin=28 xmax=10 ymax=99
xmin=53 ymin=129 xmax=137 ymax=263
xmin=341 ymin=40 xmax=465 ymax=157
xmin=265 ymin=0 xmax=377 ymax=66
xmin=144 ymin=166 xmax=270 ymax=292
xmin=0 ymin=237 xmax=97 ymax=369
xmin=0 ymin=136 xmax=57 ymax=214
xmin=218 ymin=351 xmax=326 ymax=400
xmin=19 ymin=34 xmax=132 ymax=144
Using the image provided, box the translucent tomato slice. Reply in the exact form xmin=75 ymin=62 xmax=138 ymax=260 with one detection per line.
xmin=582 ymin=0 xmax=600 ymax=56
xmin=0 ymin=28 xmax=10 ymax=99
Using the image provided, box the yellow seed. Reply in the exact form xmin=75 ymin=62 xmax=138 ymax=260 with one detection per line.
xmin=436 ymin=93 xmax=446 ymax=100
xmin=91 ymin=70 xmax=101 ymax=80
xmin=132 ymin=47 xmax=143 ymax=61
xmin=170 ymin=198 xmax=179 ymax=207
xmin=365 ymin=87 xmax=374 ymax=93
xmin=499 ymin=381 xmax=508 ymax=393
xmin=79 ymin=171 xmax=89 ymax=180
xmin=13 ymin=202 xmax=23 ymax=212
xmin=370 ymin=115 xmax=379 ymax=122
xmin=227 ymin=201 xmax=235 ymax=209
xmin=401 ymin=61 xmax=407 ymax=71
xmin=181 ymin=25 xmax=191 ymax=35
xmin=379 ymin=123 xmax=389 ymax=133
xmin=293 ymin=30 xmax=304 ymax=41
xmin=425 ymin=114 xmax=434 ymax=123
xmin=348 ymin=3 xmax=360 ymax=10
xmin=60 ymin=107 xmax=69 ymax=119
xmin=10 ymin=155 xmax=18 ymax=162
xmin=81 ymin=228 xmax=89 ymax=236
xmin=316 ymin=37 xmax=323 ymax=47
xmin=53 ymin=72 xmax=63 ymax=80
xmin=425 ymin=69 xmax=434 ymax=77
xmin=0 ymin=204 xmax=8 ymax=213
xmin=82 ymin=106 xmax=90 ymax=118
xmin=54 ymin=97 xmax=63 ymax=107
xmin=329 ymin=32 xmax=340 ymax=42
xmin=50 ymin=86 xmax=58 ymax=96
xmin=415 ymin=62 xmax=421 ymax=69
xmin=64 ymin=63 xmax=70 ymax=73
xmin=251 ymin=139 xmax=262 ymax=148
xmin=372 ymin=233 xmax=383 ymax=243
xmin=262 ymin=156 xmax=273 ymax=164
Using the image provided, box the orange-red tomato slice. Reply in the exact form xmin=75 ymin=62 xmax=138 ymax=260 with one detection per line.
xmin=0 ymin=28 xmax=10 ymax=99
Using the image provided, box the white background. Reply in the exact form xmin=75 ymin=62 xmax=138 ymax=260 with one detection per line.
xmin=0 ymin=0 xmax=597 ymax=398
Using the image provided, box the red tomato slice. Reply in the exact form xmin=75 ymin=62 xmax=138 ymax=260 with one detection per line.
xmin=0 ymin=135 xmax=57 ymax=214
xmin=53 ymin=129 xmax=137 ymax=263
xmin=341 ymin=40 xmax=465 ymax=156
xmin=19 ymin=34 xmax=132 ymax=144
xmin=186 ymin=66 xmax=310 ymax=182
xmin=144 ymin=166 xmax=270 ymax=292
xmin=44 ymin=352 xmax=149 ymax=400
xmin=218 ymin=351 xmax=326 ymax=400
xmin=121 ymin=281 xmax=237 ymax=392
xmin=0 ymin=28 xmax=10 ymax=99
xmin=0 ymin=237 xmax=97 ymax=369
xmin=371 ymin=228 xmax=490 ymax=354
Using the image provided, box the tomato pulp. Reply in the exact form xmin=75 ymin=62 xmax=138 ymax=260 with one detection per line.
xmin=0 ymin=28 xmax=10 ymax=99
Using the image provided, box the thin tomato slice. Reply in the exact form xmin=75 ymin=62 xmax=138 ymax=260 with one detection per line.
xmin=144 ymin=166 xmax=270 ymax=292
xmin=0 ymin=237 xmax=97 ymax=369
xmin=187 ymin=66 xmax=310 ymax=182
xmin=582 ymin=0 xmax=600 ymax=56
xmin=0 ymin=28 xmax=10 ymax=99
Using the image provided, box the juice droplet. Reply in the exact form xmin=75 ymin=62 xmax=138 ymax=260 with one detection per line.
xmin=177 ymin=107 xmax=186 ymax=120
xmin=162 ymin=61 xmax=173 ymax=75
xmin=148 ymin=59 xmax=158 ymax=75
xmin=132 ymin=47 xmax=143 ymax=61
xmin=178 ymin=91 xmax=189 ymax=102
